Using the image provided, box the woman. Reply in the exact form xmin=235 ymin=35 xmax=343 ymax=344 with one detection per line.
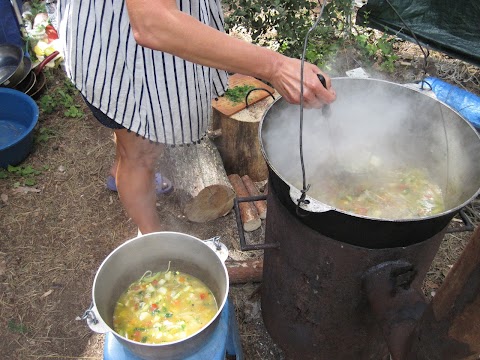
xmin=57 ymin=0 xmax=336 ymax=234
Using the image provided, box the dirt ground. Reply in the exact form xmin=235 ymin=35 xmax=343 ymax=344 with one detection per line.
xmin=1 ymin=43 xmax=480 ymax=360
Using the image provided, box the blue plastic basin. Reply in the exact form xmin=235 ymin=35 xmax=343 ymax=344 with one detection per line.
xmin=0 ymin=88 xmax=39 ymax=168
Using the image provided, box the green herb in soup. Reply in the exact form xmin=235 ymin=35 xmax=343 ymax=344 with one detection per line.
xmin=113 ymin=268 xmax=218 ymax=344
xmin=317 ymin=168 xmax=445 ymax=219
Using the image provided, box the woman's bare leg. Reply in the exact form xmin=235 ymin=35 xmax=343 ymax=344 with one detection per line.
xmin=109 ymin=133 xmax=120 ymax=177
xmin=113 ymin=129 xmax=164 ymax=234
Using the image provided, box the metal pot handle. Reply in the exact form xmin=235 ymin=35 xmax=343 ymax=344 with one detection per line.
xmin=203 ymin=236 xmax=229 ymax=263
xmin=34 ymin=51 xmax=60 ymax=75
xmin=79 ymin=303 xmax=110 ymax=334
xmin=289 ymin=187 xmax=333 ymax=213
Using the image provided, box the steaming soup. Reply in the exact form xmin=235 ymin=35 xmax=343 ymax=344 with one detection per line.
xmin=113 ymin=268 xmax=218 ymax=344
xmin=316 ymin=168 xmax=445 ymax=219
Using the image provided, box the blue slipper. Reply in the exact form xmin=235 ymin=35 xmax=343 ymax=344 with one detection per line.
xmin=106 ymin=172 xmax=173 ymax=195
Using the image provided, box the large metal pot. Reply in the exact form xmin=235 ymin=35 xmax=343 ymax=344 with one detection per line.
xmin=260 ymin=78 xmax=480 ymax=248
xmin=85 ymin=232 xmax=229 ymax=360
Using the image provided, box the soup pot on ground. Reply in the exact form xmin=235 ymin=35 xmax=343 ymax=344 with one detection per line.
xmin=86 ymin=232 xmax=229 ymax=360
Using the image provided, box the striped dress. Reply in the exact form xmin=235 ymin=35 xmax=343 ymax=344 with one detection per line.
xmin=56 ymin=0 xmax=228 ymax=145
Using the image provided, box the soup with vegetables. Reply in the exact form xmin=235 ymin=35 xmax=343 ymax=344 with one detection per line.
xmin=312 ymin=167 xmax=445 ymax=219
xmin=113 ymin=267 xmax=218 ymax=344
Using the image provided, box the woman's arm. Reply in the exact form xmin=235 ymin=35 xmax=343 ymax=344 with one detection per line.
xmin=125 ymin=0 xmax=336 ymax=108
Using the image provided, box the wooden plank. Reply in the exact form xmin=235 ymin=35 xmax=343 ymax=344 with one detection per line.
xmin=212 ymin=73 xmax=275 ymax=117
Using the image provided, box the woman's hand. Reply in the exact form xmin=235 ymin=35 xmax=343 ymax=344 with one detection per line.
xmin=269 ymin=56 xmax=336 ymax=109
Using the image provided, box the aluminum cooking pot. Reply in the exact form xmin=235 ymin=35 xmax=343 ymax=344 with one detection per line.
xmin=260 ymin=78 xmax=480 ymax=248
xmin=84 ymin=232 xmax=229 ymax=360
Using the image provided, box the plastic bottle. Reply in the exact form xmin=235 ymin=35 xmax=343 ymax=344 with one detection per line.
xmin=422 ymin=77 xmax=480 ymax=131
xmin=45 ymin=0 xmax=58 ymax=29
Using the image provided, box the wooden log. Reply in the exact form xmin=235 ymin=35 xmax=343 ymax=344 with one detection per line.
xmin=241 ymin=174 xmax=267 ymax=219
xmin=162 ymin=138 xmax=235 ymax=223
xmin=407 ymin=227 xmax=480 ymax=360
xmin=228 ymin=174 xmax=261 ymax=232
xmin=212 ymin=107 xmax=270 ymax=181
xmin=226 ymin=259 xmax=263 ymax=284
xmin=211 ymin=74 xmax=276 ymax=182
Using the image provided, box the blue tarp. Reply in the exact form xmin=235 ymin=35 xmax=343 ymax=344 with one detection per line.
xmin=0 ymin=0 xmax=25 ymax=49
xmin=423 ymin=76 xmax=480 ymax=131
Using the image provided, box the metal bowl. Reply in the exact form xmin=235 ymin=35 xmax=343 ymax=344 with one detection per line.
xmin=0 ymin=44 xmax=24 ymax=87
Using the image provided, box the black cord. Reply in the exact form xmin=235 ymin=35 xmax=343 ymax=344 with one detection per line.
xmin=245 ymin=88 xmax=275 ymax=108
xmin=297 ymin=0 xmax=327 ymax=210
xmin=384 ymin=0 xmax=430 ymax=82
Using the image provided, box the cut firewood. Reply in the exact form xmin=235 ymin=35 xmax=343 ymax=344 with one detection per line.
xmin=255 ymin=179 xmax=268 ymax=194
xmin=228 ymin=174 xmax=261 ymax=232
xmin=241 ymin=175 xmax=267 ymax=219
xmin=162 ymin=138 xmax=235 ymax=223
xmin=184 ymin=185 xmax=235 ymax=223
xmin=226 ymin=259 xmax=263 ymax=284
xmin=211 ymin=74 xmax=276 ymax=182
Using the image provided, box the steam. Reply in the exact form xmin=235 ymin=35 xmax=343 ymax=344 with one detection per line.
xmin=261 ymin=78 xmax=480 ymax=211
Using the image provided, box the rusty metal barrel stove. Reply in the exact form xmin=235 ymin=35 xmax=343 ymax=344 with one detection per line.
xmin=258 ymin=78 xmax=480 ymax=359
xmin=261 ymin=183 xmax=444 ymax=359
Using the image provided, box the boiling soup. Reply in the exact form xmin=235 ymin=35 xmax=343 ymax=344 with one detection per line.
xmin=113 ymin=268 xmax=218 ymax=344
xmin=313 ymin=167 xmax=445 ymax=219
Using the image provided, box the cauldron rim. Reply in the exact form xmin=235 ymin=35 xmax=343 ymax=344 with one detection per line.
xmin=259 ymin=77 xmax=480 ymax=223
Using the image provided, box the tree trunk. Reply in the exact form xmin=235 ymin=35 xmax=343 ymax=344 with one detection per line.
xmin=162 ymin=138 xmax=235 ymax=223
xmin=211 ymin=74 xmax=276 ymax=182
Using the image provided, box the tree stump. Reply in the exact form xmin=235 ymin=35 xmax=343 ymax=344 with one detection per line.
xmin=162 ymin=138 xmax=235 ymax=223
xmin=211 ymin=74 xmax=277 ymax=182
